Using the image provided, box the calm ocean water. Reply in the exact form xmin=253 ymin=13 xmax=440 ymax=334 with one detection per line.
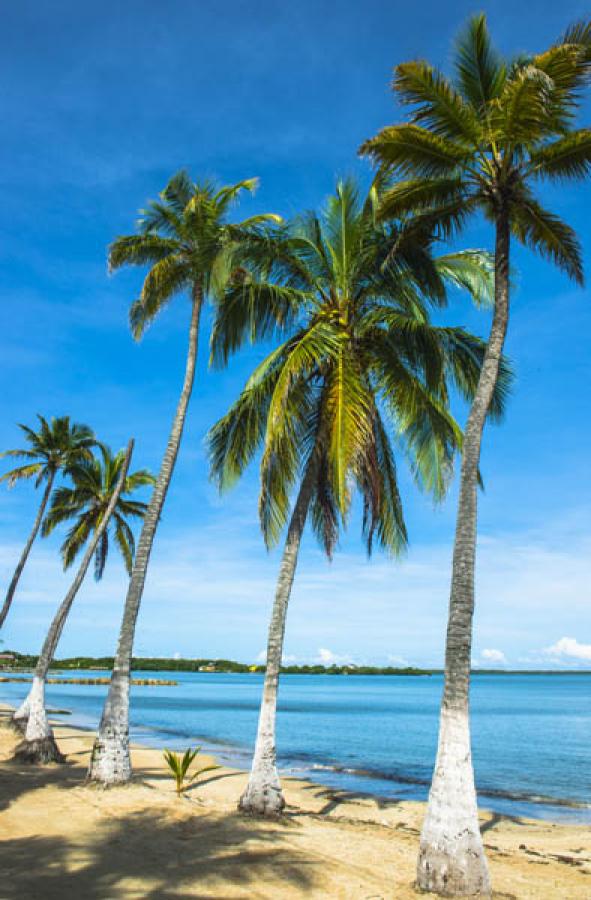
xmin=2 ymin=671 xmax=589 ymax=822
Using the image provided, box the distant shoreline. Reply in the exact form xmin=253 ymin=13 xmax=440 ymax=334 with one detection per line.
xmin=2 ymin=651 xmax=590 ymax=676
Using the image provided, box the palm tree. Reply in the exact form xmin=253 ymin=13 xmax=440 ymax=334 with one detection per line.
xmin=13 ymin=442 xmax=153 ymax=763
xmin=360 ymin=16 xmax=590 ymax=895
xmin=208 ymin=179 xmax=510 ymax=817
xmin=42 ymin=443 xmax=154 ymax=579
xmin=87 ymin=171 xmax=281 ymax=785
xmin=0 ymin=415 xmax=95 ymax=628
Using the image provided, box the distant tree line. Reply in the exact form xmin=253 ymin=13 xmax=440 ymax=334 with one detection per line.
xmin=3 ymin=650 xmax=430 ymax=676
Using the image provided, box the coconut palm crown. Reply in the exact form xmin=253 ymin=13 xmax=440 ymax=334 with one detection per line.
xmin=110 ymin=171 xmax=282 ymax=339
xmin=42 ymin=444 xmax=155 ymax=580
xmin=1 ymin=415 xmax=95 ymax=489
xmin=0 ymin=415 xmax=96 ymax=629
xmin=210 ymin=178 xmax=511 ymax=552
xmin=360 ymin=16 xmax=590 ymax=280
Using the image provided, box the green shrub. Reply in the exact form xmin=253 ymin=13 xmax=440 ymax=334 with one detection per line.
xmin=163 ymin=746 xmax=220 ymax=796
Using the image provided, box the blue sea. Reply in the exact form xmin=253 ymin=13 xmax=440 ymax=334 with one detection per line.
xmin=2 ymin=671 xmax=589 ymax=822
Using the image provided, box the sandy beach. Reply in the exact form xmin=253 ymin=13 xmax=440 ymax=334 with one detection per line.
xmin=0 ymin=707 xmax=588 ymax=899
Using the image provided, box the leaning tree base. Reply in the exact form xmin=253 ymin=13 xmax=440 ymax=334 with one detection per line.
xmin=417 ymin=841 xmax=491 ymax=897
xmin=13 ymin=736 xmax=66 ymax=764
xmin=87 ymin=732 xmax=132 ymax=786
xmin=238 ymin=780 xmax=286 ymax=818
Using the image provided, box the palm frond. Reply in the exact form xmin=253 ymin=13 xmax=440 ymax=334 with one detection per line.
xmin=210 ymin=278 xmax=307 ymax=368
xmin=528 ymin=129 xmax=591 ymax=179
xmin=454 ymin=13 xmax=506 ymax=109
xmin=495 ymin=64 xmax=555 ymax=142
xmin=361 ymin=125 xmax=469 ymax=179
xmin=108 ymin=235 xmax=181 ymax=272
xmin=324 ymin=342 xmax=374 ymax=513
xmin=437 ymin=327 xmax=514 ymax=421
xmin=0 ymin=463 xmax=43 ymax=487
xmin=208 ymin=342 xmax=287 ymax=490
xmin=377 ymin=177 xmax=467 ymax=221
xmin=393 ymin=60 xmax=481 ymax=143
xmin=213 ymin=178 xmax=259 ymax=215
xmin=510 ymin=193 xmax=584 ymax=284
xmin=435 ymin=250 xmax=494 ymax=307
xmin=356 ymin=408 xmax=407 ymax=556
xmin=94 ymin=530 xmax=109 ymax=581
xmin=113 ymin=514 xmax=135 ymax=576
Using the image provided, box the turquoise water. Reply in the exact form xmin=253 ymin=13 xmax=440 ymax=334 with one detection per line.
xmin=2 ymin=671 xmax=589 ymax=822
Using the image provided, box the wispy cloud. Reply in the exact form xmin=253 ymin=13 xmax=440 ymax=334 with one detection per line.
xmin=479 ymin=648 xmax=508 ymax=665
xmin=2 ymin=506 xmax=589 ymax=667
xmin=543 ymin=637 xmax=591 ymax=663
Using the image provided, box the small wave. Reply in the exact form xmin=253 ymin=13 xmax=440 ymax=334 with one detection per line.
xmin=298 ymin=763 xmax=590 ymax=811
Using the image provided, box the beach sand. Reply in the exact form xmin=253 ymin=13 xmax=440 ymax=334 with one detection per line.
xmin=0 ymin=708 xmax=589 ymax=899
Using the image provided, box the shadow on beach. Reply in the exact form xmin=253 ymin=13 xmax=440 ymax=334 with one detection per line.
xmin=0 ymin=788 xmax=315 ymax=900
xmin=0 ymin=715 xmax=315 ymax=900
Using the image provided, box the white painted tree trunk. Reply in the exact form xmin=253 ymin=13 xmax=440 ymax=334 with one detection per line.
xmin=417 ymin=213 xmax=510 ymax=896
xmin=239 ymin=463 xmax=315 ymax=817
xmin=13 ymin=442 xmax=134 ymax=764
xmin=88 ymin=293 xmax=202 ymax=786
xmin=14 ymin=675 xmax=64 ymax=763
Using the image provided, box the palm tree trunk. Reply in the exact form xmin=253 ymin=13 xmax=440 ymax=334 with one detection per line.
xmin=13 ymin=441 xmax=134 ymax=764
xmin=416 ymin=212 xmax=510 ymax=896
xmin=88 ymin=292 xmax=202 ymax=785
xmin=0 ymin=471 xmax=56 ymax=630
xmin=239 ymin=462 xmax=316 ymax=817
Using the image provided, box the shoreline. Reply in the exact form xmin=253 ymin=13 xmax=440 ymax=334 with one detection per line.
xmin=2 ymin=695 xmax=589 ymax=825
xmin=1 ymin=704 xmax=590 ymax=898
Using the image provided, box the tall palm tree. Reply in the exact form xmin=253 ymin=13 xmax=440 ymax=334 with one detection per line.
xmin=0 ymin=415 xmax=95 ymax=628
xmin=208 ymin=179 xmax=511 ymax=817
xmin=87 ymin=171 xmax=281 ymax=785
xmin=361 ymin=16 xmax=590 ymax=895
xmin=14 ymin=442 xmax=153 ymax=763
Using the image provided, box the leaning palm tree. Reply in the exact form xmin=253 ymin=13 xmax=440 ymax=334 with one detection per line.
xmin=87 ymin=171 xmax=281 ymax=785
xmin=208 ymin=179 xmax=510 ymax=817
xmin=361 ymin=16 xmax=590 ymax=895
xmin=13 ymin=442 xmax=153 ymax=762
xmin=0 ymin=416 xmax=95 ymax=628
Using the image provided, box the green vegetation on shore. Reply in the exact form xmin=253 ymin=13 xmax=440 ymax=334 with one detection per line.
xmin=4 ymin=651 xmax=587 ymax=676
xmin=2 ymin=650 xmax=429 ymax=676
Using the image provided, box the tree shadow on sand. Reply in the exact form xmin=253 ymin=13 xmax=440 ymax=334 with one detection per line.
xmin=294 ymin=783 xmax=404 ymax=817
xmin=0 ymin=803 xmax=316 ymax=900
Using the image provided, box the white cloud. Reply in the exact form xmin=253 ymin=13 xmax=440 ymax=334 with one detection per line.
xmin=544 ymin=637 xmax=591 ymax=662
xmin=480 ymin=648 xmax=507 ymax=665
xmin=316 ymin=647 xmax=352 ymax=666
xmin=388 ymin=654 xmax=409 ymax=666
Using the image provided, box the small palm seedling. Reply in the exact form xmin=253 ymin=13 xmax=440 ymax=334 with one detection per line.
xmin=163 ymin=746 xmax=220 ymax=797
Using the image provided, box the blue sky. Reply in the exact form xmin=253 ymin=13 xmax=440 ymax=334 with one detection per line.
xmin=1 ymin=0 xmax=590 ymax=668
